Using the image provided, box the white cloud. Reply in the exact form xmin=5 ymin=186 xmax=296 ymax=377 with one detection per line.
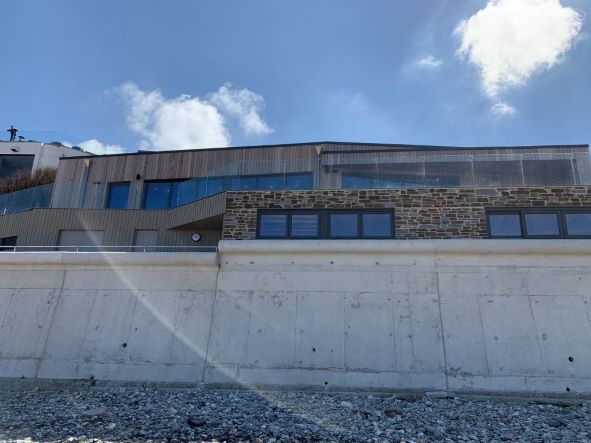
xmin=62 ymin=139 xmax=125 ymax=155
xmin=116 ymin=82 xmax=272 ymax=151
xmin=78 ymin=139 xmax=126 ymax=155
xmin=490 ymin=101 xmax=518 ymax=117
xmin=209 ymin=83 xmax=273 ymax=136
xmin=416 ymin=55 xmax=443 ymax=69
xmin=456 ymin=0 xmax=582 ymax=97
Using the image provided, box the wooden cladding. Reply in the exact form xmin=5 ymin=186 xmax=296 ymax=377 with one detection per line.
xmin=55 ymin=144 xmax=320 ymax=183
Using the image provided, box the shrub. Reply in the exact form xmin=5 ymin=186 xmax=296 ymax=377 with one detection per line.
xmin=0 ymin=167 xmax=57 ymax=195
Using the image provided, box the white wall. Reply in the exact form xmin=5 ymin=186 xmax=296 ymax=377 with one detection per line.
xmin=0 ymin=240 xmax=590 ymax=394
xmin=0 ymin=142 xmax=90 ymax=173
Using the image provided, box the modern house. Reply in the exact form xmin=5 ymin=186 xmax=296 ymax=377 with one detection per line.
xmin=1 ymin=141 xmax=590 ymax=249
xmin=0 ymin=141 xmax=91 ymax=178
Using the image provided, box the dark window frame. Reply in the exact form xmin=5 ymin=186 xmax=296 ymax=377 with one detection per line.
xmin=256 ymin=209 xmax=395 ymax=240
xmin=486 ymin=208 xmax=591 ymax=239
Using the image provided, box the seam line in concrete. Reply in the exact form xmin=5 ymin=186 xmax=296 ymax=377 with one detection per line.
xmin=201 ymin=265 xmax=221 ymax=383
xmin=34 ymin=269 xmax=67 ymax=378
xmin=434 ymin=248 xmax=450 ymax=392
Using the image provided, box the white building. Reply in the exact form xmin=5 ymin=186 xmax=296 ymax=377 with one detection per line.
xmin=0 ymin=141 xmax=91 ymax=178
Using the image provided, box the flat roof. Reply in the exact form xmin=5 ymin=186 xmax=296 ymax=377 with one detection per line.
xmin=60 ymin=141 xmax=590 ymax=160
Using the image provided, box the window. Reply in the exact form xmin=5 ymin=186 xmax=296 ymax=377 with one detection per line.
xmin=342 ymin=174 xmax=371 ymax=189
xmin=143 ymin=173 xmax=314 ymax=208
xmin=330 ymin=214 xmax=358 ymax=238
xmin=487 ymin=209 xmax=591 ymax=239
xmin=256 ymin=210 xmax=395 ymax=240
xmin=258 ymin=214 xmax=288 ymax=238
xmin=0 ymin=155 xmax=34 ymax=177
xmin=290 ymin=214 xmax=319 ymax=238
xmin=524 ymin=213 xmax=560 ymax=237
xmin=362 ymin=213 xmax=392 ymax=237
xmin=258 ymin=175 xmax=284 ymax=190
xmin=106 ymin=182 xmax=130 ymax=209
xmin=488 ymin=213 xmax=522 ymax=238
xmin=564 ymin=213 xmax=591 ymax=237
xmin=286 ymin=173 xmax=313 ymax=190
xmin=144 ymin=181 xmax=176 ymax=209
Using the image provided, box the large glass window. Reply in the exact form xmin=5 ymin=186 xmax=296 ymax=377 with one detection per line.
xmin=0 ymin=155 xmax=34 ymax=177
xmin=258 ymin=175 xmax=284 ymax=190
xmin=564 ymin=213 xmax=591 ymax=237
xmin=143 ymin=173 xmax=313 ymax=208
xmin=524 ymin=213 xmax=560 ymax=237
xmin=144 ymin=181 xmax=176 ymax=209
xmin=286 ymin=173 xmax=313 ymax=190
xmin=362 ymin=213 xmax=392 ymax=237
xmin=205 ymin=178 xmax=224 ymax=196
xmin=106 ymin=182 xmax=130 ymax=209
xmin=234 ymin=176 xmax=257 ymax=190
xmin=342 ymin=174 xmax=371 ymax=189
xmin=488 ymin=213 xmax=522 ymax=238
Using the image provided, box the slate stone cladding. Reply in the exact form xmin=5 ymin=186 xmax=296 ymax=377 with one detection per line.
xmin=222 ymin=187 xmax=591 ymax=240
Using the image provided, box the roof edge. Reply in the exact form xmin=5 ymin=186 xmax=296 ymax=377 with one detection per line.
xmin=60 ymin=141 xmax=590 ymax=160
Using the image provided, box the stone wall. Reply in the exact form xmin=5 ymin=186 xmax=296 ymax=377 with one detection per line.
xmin=222 ymin=187 xmax=591 ymax=240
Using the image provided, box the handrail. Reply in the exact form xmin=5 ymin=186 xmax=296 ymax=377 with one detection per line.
xmin=0 ymin=245 xmax=217 ymax=253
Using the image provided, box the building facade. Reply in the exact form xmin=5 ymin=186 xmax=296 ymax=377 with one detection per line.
xmin=1 ymin=142 xmax=590 ymax=248
xmin=0 ymin=141 xmax=91 ymax=178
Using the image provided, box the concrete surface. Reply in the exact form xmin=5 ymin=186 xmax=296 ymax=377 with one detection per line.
xmin=0 ymin=240 xmax=590 ymax=394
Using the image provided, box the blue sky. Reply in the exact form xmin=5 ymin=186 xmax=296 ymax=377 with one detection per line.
xmin=0 ymin=0 xmax=590 ymax=153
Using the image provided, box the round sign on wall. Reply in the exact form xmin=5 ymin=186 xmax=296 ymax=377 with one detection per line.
xmin=191 ymin=233 xmax=201 ymax=242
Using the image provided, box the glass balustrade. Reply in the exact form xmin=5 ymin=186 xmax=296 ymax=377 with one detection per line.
xmin=1 ymin=151 xmax=589 ymax=215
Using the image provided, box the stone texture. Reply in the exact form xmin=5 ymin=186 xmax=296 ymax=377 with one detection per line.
xmin=222 ymin=187 xmax=591 ymax=240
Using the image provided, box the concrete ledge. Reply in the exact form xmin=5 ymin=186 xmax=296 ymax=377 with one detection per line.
xmin=219 ymin=239 xmax=591 ymax=255
xmin=0 ymin=251 xmax=218 ymax=267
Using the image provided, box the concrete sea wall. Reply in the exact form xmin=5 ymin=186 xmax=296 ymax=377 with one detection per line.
xmin=1 ymin=240 xmax=590 ymax=394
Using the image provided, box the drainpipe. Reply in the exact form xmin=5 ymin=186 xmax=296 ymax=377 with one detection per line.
xmin=315 ymin=144 xmax=322 ymax=189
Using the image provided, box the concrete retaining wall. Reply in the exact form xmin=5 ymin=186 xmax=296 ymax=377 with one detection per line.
xmin=1 ymin=240 xmax=590 ymax=394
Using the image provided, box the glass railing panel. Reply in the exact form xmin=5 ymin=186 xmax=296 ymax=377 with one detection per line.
xmin=424 ymin=161 xmax=473 ymax=187
xmin=472 ymin=160 xmax=524 ymax=187
xmin=0 ymin=182 xmax=54 ymax=215
xmin=522 ymin=159 xmax=576 ymax=186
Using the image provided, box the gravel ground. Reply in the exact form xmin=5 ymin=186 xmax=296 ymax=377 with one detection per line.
xmin=1 ymin=387 xmax=590 ymax=442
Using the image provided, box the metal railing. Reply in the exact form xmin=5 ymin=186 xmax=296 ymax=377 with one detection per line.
xmin=0 ymin=245 xmax=217 ymax=253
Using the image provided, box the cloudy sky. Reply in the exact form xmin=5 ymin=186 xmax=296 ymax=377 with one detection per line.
xmin=0 ymin=0 xmax=589 ymax=154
